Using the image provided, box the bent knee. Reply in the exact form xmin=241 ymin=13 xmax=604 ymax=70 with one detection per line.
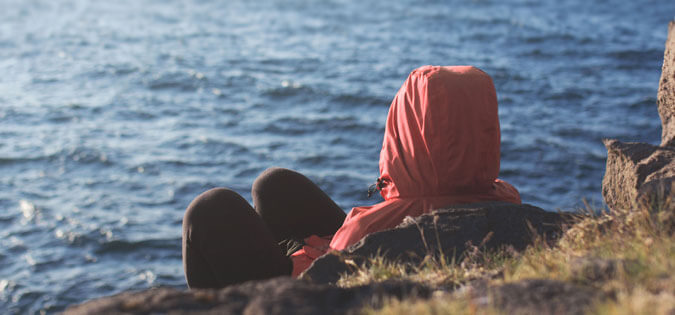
xmin=184 ymin=188 xmax=247 ymax=224
xmin=252 ymin=167 xmax=303 ymax=195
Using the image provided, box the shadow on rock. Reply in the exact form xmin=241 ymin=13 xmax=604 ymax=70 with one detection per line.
xmin=302 ymin=201 xmax=576 ymax=284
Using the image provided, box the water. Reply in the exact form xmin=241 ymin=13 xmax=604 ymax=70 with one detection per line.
xmin=0 ymin=0 xmax=672 ymax=312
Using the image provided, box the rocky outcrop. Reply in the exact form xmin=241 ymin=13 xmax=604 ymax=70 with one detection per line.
xmin=301 ymin=202 xmax=572 ymax=284
xmin=65 ymin=276 xmax=606 ymax=315
xmin=602 ymin=22 xmax=675 ymax=211
xmin=65 ymin=277 xmax=432 ymax=315
xmin=659 ymin=22 xmax=675 ymax=147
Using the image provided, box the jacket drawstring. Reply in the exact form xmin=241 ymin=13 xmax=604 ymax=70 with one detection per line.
xmin=367 ymin=177 xmax=387 ymax=198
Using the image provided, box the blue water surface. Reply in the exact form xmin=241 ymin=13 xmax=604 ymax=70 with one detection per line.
xmin=0 ymin=0 xmax=673 ymax=312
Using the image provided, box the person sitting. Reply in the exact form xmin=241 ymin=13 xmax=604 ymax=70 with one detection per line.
xmin=181 ymin=65 xmax=521 ymax=289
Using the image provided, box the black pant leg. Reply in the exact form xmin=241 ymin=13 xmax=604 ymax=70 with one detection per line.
xmin=182 ymin=188 xmax=291 ymax=289
xmin=252 ymin=167 xmax=346 ymax=242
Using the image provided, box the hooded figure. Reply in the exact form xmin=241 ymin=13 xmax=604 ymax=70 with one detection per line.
xmin=290 ymin=65 xmax=520 ymax=276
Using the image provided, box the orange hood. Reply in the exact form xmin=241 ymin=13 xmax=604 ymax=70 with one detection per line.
xmin=378 ymin=65 xmax=501 ymax=199
xmin=326 ymin=65 xmax=520 ymax=252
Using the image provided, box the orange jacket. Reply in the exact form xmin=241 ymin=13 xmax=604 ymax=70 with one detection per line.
xmin=291 ymin=66 xmax=520 ymax=277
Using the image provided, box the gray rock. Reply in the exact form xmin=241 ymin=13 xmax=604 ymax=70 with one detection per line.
xmin=488 ymin=279 xmax=603 ymax=315
xmin=301 ymin=202 xmax=571 ymax=284
xmin=659 ymin=21 xmax=675 ymax=147
xmin=602 ymin=139 xmax=675 ymax=211
xmin=65 ymin=277 xmax=432 ymax=315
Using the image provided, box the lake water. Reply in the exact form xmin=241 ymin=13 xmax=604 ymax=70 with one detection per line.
xmin=0 ymin=0 xmax=673 ymax=312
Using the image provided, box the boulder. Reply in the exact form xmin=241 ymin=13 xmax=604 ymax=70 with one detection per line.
xmin=301 ymin=202 xmax=571 ymax=284
xmin=64 ymin=277 xmax=432 ymax=315
xmin=658 ymin=21 xmax=675 ymax=147
xmin=602 ymin=139 xmax=675 ymax=211
xmin=602 ymin=22 xmax=675 ymax=211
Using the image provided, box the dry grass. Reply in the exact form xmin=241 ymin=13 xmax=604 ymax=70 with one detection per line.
xmin=343 ymin=199 xmax=675 ymax=314
xmin=336 ymin=252 xmax=504 ymax=290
